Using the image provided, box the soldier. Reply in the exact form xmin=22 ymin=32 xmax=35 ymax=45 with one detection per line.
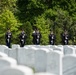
xmin=36 ymin=29 xmax=41 ymax=45
xmin=62 ymin=30 xmax=69 ymax=45
xmin=5 ymin=29 xmax=12 ymax=48
xmin=19 ymin=29 xmax=27 ymax=47
xmin=32 ymin=29 xmax=37 ymax=45
xmin=49 ymin=31 xmax=55 ymax=45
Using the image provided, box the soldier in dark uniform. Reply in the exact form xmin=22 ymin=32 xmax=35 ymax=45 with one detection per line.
xmin=35 ymin=29 xmax=41 ymax=45
xmin=19 ymin=30 xmax=27 ymax=47
xmin=49 ymin=31 xmax=55 ymax=45
xmin=32 ymin=29 xmax=37 ymax=45
xmin=5 ymin=29 xmax=12 ymax=48
xmin=62 ymin=30 xmax=69 ymax=45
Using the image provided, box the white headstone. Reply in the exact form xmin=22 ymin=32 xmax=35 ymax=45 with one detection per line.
xmin=4 ymin=48 xmax=18 ymax=61
xmin=24 ymin=46 xmax=30 ymax=49
xmin=18 ymin=47 xmax=35 ymax=68
xmin=50 ymin=45 xmax=57 ymax=49
xmin=34 ymin=48 xmax=49 ymax=72
xmin=57 ymin=45 xmax=63 ymax=51
xmin=53 ymin=46 xmax=63 ymax=52
xmin=0 ymin=45 xmax=8 ymax=53
xmin=25 ymin=45 xmax=34 ymax=47
xmin=4 ymin=48 xmax=18 ymax=62
xmin=41 ymin=45 xmax=53 ymax=51
xmin=63 ymin=46 xmax=75 ymax=55
xmin=0 ymin=65 xmax=33 ymax=75
xmin=0 ymin=52 xmax=8 ymax=57
xmin=34 ymin=72 xmax=55 ymax=75
xmin=4 ymin=48 xmax=11 ymax=55
xmin=47 ymin=51 xmax=63 ymax=75
xmin=63 ymin=55 xmax=76 ymax=75
xmin=8 ymin=48 xmax=18 ymax=61
xmin=0 ymin=57 xmax=17 ymax=71
xmin=31 ymin=46 xmax=39 ymax=50
xmin=12 ymin=44 xmax=20 ymax=49
xmin=57 ymin=45 xmax=63 ymax=47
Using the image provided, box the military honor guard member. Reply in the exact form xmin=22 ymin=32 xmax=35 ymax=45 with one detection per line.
xmin=49 ymin=31 xmax=55 ymax=45
xmin=32 ymin=29 xmax=37 ymax=45
xmin=62 ymin=30 xmax=69 ymax=45
xmin=35 ymin=29 xmax=41 ymax=45
xmin=32 ymin=29 xmax=41 ymax=45
xmin=5 ymin=29 xmax=12 ymax=48
xmin=19 ymin=29 xmax=27 ymax=47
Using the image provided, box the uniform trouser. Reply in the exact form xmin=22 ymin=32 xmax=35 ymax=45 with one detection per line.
xmin=20 ymin=40 xmax=25 ymax=47
xmin=36 ymin=39 xmax=40 ymax=45
xmin=36 ymin=42 xmax=40 ymax=45
xmin=33 ymin=39 xmax=37 ymax=45
xmin=6 ymin=41 xmax=11 ymax=48
xmin=64 ymin=40 xmax=68 ymax=45
xmin=50 ymin=40 xmax=54 ymax=45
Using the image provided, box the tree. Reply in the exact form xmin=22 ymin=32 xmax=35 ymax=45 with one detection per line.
xmin=0 ymin=9 xmax=21 ymax=44
xmin=34 ymin=16 xmax=50 ymax=45
xmin=24 ymin=21 xmax=33 ymax=44
xmin=0 ymin=0 xmax=17 ymax=14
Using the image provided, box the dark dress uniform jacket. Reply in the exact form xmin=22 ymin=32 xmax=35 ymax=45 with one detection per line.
xmin=19 ymin=32 xmax=27 ymax=47
xmin=62 ymin=34 xmax=69 ymax=45
xmin=49 ymin=34 xmax=55 ymax=45
xmin=36 ymin=32 xmax=41 ymax=45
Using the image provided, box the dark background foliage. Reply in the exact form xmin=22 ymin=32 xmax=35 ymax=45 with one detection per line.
xmin=0 ymin=0 xmax=76 ymax=45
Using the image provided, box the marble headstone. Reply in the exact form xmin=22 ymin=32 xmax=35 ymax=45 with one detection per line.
xmin=34 ymin=72 xmax=56 ymax=75
xmin=34 ymin=48 xmax=49 ymax=72
xmin=0 ymin=57 xmax=17 ymax=71
xmin=0 ymin=52 xmax=8 ymax=57
xmin=63 ymin=46 xmax=75 ymax=55
xmin=8 ymin=48 xmax=18 ymax=61
xmin=47 ymin=51 xmax=63 ymax=75
xmin=63 ymin=55 xmax=76 ymax=75
xmin=0 ymin=65 xmax=33 ymax=75
xmin=12 ymin=44 xmax=20 ymax=49
xmin=0 ymin=45 xmax=8 ymax=53
xmin=18 ymin=47 xmax=35 ymax=68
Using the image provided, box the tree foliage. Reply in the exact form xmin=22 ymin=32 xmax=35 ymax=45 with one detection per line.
xmin=0 ymin=0 xmax=76 ymax=44
xmin=0 ymin=9 xmax=21 ymax=44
